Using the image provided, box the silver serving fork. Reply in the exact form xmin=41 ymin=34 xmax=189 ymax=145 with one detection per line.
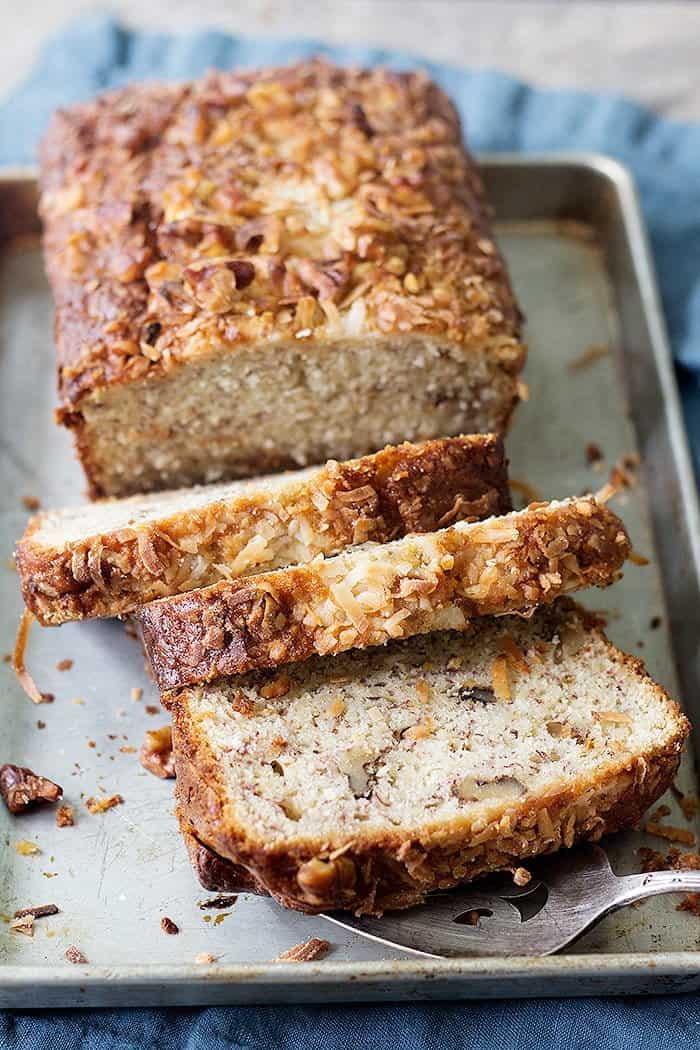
xmin=322 ymin=844 xmax=700 ymax=957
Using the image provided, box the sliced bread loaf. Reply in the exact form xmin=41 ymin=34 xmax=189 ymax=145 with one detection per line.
xmin=173 ymin=600 xmax=689 ymax=914
xmin=41 ymin=62 xmax=524 ymax=499
xmin=17 ymin=435 xmax=509 ymax=625
xmin=140 ymin=496 xmax=630 ymax=692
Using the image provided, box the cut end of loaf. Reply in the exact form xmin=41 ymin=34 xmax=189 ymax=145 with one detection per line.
xmin=173 ymin=600 xmax=688 ymax=913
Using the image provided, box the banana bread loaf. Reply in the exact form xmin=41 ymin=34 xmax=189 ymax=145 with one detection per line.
xmin=40 ymin=60 xmax=525 ymax=498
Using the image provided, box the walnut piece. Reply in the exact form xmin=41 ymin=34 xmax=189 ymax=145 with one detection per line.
xmin=0 ymin=764 xmax=62 ymax=814
xmin=140 ymin=725 xmax=176 ymax=779
xmin=14 ymin=903 xmax=59 ymax=919
xmin=160 ymin=916 xmax=179 ymax=934
xmin=297 ymin=855 xmax=356 ymax=904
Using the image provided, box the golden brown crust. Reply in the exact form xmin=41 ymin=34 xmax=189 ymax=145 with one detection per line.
xmin=139 ymin=497 xmax=631 ymax=692
xmin=40 ymin=61 xmax=522 ymax=416
xmin=173 ymin=617 xmax=689 ymax=915
xmin=17 ymin=435 xmax=510 ymax=625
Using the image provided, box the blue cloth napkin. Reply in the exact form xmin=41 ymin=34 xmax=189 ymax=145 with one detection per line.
xmin=1 ymin=13 xmax=700 ymax=1047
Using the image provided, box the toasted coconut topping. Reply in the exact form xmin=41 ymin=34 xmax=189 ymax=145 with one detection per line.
xmin=40 ymin=62 xmax=522 ymax=413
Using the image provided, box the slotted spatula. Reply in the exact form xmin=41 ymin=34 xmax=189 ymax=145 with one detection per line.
xmin=322 ymin=844 xmax=700 ymax=957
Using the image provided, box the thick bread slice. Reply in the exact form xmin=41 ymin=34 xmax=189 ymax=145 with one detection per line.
xmin=40 ymin=61 xmax=524 ymax=498
xmin=17 ymin=436 xmax=509 ymax=626
xmin=140 ymin=496 xmax=630 ymax=692
xmin=172 ymin=600 xmax=689 ymax=915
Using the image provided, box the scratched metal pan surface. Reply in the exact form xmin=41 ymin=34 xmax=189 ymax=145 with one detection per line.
xmin=1 ymin=155 xmax=699 ymax=1007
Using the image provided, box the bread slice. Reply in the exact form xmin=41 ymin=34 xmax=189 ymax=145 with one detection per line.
xmin=139 ymin=496 xmax=630 ymax=692
xmin=17 ymin=436 xmax=509 ymax=626
xmin=40 ymin=61 xmax=524 ymax=498
xmin=172 ymin=599 xmax=689 ymax=915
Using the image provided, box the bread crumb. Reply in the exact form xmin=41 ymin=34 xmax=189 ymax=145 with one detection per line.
xmin=10 ymin=914 xmax=34 ymax=936
xmin=568 ymin=343 xmax=609 ymax=371
xmin=21 ymin=495 xmax=41 ymax=511
xmin=160 ymin=916 xmax=179 ymax=935
xmin=275 ymin=937 xmax=330 ymax=962
xmin=56 ymin=659 xmax=73 ymax=672
xmin=85 ymin=794 xmax=123 ymax=815
xmin=645 ymin=821 xmax=696 ymax=845
xmin=65 ymin=945 xmax=88 ymax=965
xmin=327 ymin=697 xmax=346 ymax=718
xmin=195 ymin=952 xmax=215 ymax=964
xmin=131 ymin=687 xmax=143 ymax=702
xmin=56 ymin=804 xmax=75 ymax=827
xmin=14 ymin=840 xmax=41 ymax=856
xmin=512 ymin=867 xmax=531 ymax=887
xmin=144 ymin=705 xmax=159 ymax=716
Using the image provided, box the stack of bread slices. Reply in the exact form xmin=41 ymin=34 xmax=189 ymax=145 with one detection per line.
xmin=16 ymin=60 xmax=688 ymax=918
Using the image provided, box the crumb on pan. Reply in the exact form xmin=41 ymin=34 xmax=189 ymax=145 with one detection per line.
xmin=568 ymin=344 xmax=610 ymax=372
xmin=274 ymin=937 xmax=330 ymax=962
xmin=644 ymin=821 xmax=696 ymax=846
xmin=14 ymin=840 xmax=41 ymax=856
xmin=56 ymin=804 xmax=75 ymax=827
xmin=85 ymin=793 xmax=123 ymax=815
xmin=10 ymin=914 xmax=35 ymax=937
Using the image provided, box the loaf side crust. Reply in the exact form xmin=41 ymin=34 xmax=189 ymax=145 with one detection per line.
xmin=140 ymin=497 xmax=631 ymax=692
xmin=17 ymin=435 xmax=510 ymax=625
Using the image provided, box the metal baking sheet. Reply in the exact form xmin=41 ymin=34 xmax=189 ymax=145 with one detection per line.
xmin=1 ymin=154 xmax=699 ymax=1006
